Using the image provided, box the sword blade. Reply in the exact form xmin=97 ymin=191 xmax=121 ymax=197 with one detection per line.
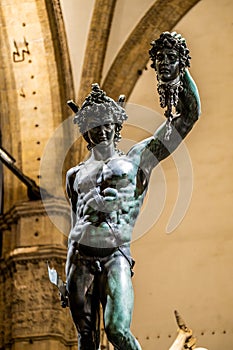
xmin=47 ymin=262 xmax=66 ymax=297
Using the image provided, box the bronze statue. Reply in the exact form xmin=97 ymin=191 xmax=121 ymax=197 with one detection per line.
xmin=65 ymin=32 xmax=201 ymax=350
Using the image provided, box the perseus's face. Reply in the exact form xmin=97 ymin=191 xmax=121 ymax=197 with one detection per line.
xmin=87 ymin=116 xmax=116 ymax=147
xmin=155 ymin=48 xmax=180 ymax=82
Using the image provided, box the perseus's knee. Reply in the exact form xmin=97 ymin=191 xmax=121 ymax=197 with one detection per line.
xmin=105 ymin=324 xmax=129 ymax=348
xmin=78 ymin=331 xmax=96 ymax=350
xmin=105 ymin=325 xmax=141 ymax=350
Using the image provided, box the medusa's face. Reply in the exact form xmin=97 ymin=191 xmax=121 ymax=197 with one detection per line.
xmin=155 ymin=48 xmax=180 ymax=82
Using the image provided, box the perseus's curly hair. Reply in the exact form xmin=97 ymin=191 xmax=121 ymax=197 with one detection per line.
xmin=149 ymin=31 xmax=191 ymax=74
xmin=73 ymin=84 xmax=128 ymax=150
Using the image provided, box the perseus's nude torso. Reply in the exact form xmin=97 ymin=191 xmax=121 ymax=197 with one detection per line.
xmin=68 ymin=153 xmax=147 ymax=251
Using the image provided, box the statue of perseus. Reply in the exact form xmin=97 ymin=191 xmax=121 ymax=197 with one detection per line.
xmin=62 ymin=32 xmax=201 ymax=350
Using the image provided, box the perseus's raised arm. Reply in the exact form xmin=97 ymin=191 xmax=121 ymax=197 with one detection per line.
xmin=129 ymin=32 xmax=201 ymax=180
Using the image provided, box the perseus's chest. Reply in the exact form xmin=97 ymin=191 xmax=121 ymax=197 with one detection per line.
xmin=73 ymin=157 xmax=136 ymax=193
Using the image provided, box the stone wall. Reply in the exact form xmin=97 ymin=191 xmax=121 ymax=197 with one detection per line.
xmin=0 ymin=199 xmax=77 ymax=350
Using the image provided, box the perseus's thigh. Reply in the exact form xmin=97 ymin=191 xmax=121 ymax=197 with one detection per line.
xmin=101 ymin=255 xmax=134 ymax=329
xmin=67 ymin=262 xmax=98 ymax=328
